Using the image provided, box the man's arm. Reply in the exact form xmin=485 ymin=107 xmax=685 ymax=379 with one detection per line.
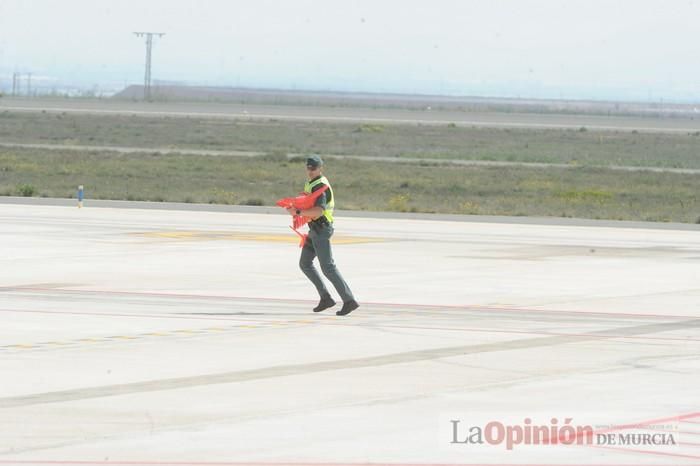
xmin=286 ymin=206 xmax=323 ymax=218
xmin=308 ymin=186 xmax=327 ymax=219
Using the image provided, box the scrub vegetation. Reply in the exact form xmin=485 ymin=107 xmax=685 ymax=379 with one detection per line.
xmin=1 ymin=109 xmax=699 ymax=222
xmin=1 ymin=145 xmax=698 ymax=223
xmin=1 ymin=110 xmax=700 ymax=169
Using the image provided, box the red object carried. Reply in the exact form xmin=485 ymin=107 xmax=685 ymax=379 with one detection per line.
xmin=276 ymin=185 xmax=329 ymax=247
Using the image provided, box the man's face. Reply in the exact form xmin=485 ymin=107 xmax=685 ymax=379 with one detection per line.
xmin=306 ymin=165 xmax=321 ymax=179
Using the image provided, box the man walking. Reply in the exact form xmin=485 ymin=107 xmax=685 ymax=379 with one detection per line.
xmin=286 ymin=155 xmax=359 ymax=316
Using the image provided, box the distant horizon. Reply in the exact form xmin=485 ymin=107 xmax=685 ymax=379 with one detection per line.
xmin=2 ymin=76 xmax=698 ymax=106
xmin=1 ymin=1 xmax=699 ymax=105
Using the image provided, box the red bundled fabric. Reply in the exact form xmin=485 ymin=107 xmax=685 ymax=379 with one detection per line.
xmin=275 ymin=185 xmax=329 ymax=247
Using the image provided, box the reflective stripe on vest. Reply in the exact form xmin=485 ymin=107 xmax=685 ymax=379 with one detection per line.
xmin=304 ymin=176 xmax=334 ymax=223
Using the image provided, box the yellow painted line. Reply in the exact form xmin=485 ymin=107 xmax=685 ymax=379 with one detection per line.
xmin=144 ymin=232 xmax=197 ymax=239
xmin=0 ymin=321 xmax=322 ymax=352
xmin=133 ymin=231 xmax=385 ymax=245
xmin=333 ymin=237 xmax=385 ymax=244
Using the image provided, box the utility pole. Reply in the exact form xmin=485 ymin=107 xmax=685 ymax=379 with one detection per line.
xmin=133 ymin=32 xmax=165 ymax=101
xmin=26 ymin=72 xmax=32 ymax=97
xmin=11 ymin=72 xmax=18 ymax=96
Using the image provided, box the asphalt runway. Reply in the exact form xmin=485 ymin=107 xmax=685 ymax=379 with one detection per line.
xmin=3 ymin=97 xmax=700 ymax=133
xmin=0 ymin=202 xmax=698 ymax=465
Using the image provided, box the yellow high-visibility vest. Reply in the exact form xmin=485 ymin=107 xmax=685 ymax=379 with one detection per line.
xmin=304 ymin=175 xmax=334 ymax=223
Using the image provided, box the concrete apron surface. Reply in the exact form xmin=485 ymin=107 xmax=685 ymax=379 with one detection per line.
xmin=0 ymin=203 xmax=698 ymax=465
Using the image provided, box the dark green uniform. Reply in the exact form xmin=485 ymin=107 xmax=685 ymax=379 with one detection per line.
xmin=299 ymin=175 xmax=355 ymax=304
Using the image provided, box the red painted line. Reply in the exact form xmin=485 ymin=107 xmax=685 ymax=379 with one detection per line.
xmin=0 ymin=462 xmax=690 ymax=466
xmin=0 ymin=287 xmax=316 ymax=305
xmin=588 ymin=443 xmax=700 ymax=460
xmin=640 ymin=429 xmax=700 ymax=436
xmin=549 ymin=412 xmax=700 ymax=448
xmin=361 ymin=323 xmax=700 ymax=343
xmin=589 ymin=412 xmax=700 ymax=436
xmin=0 ymin=307 xmax=278 ymax=323
xmin=3 ymin=308 xmax=699 ymax=345
xmin=4 ymin=286 xmax=699 ymax=320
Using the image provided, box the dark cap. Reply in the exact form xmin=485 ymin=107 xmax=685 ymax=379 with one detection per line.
xmin=306 ymin=155 xmax=323 ymax=169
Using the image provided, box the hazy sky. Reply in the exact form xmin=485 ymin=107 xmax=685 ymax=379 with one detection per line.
xmin=0 ymin=0 xmax=698 ymax=101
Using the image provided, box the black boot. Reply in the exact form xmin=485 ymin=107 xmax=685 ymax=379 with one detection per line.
xmin=336 ymin=299 xmax=359 ymax=316
xmin=313 ymin=295 xmax=336 ymax=313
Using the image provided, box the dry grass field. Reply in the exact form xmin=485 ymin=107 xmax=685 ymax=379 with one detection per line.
xmin=0 ymin=108 xmax=698 ymax=223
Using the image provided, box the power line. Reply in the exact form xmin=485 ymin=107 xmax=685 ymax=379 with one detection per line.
xmin=12 ymin=72 xmax=19 ymax=96
xmin=11 ymin=72 xmax=32 ymax=97
xmin=133 ymin=32 xmax=165 ymax=101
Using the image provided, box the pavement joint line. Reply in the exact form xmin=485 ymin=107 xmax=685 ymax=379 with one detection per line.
xmin=1 ymin=318 xmax=698 ymax=408
xmin=2 ymin=287 xmax=697 ymax=320
xmin=3 ymin=316 xmax=698 ymax=353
